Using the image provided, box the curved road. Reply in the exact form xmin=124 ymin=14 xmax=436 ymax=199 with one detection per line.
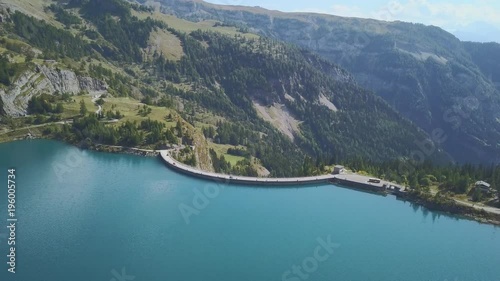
xmin=159 ymin=150 xmax=334 ymax=185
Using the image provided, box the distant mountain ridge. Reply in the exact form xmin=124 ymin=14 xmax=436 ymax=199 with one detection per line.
xmin=150 ymin=0 xmax=500 ymax=164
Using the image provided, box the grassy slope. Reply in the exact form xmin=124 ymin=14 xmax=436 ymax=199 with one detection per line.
xmin=133 ymin=10 xmax=259 ymax=39
xmin=208 ymin=142 xmax=246 ymax=165
xmin=1 ymin=0 xmax=61 ymax=26
xmin=0 ymin=0 xmax=271 ymax=174
xmin=61 ymin=96 xmax=95 ymax=119
xmin=99 ymin=97 xmax=177 ymax=127
xmin=146 ymin=29 xmax=184 ymax=61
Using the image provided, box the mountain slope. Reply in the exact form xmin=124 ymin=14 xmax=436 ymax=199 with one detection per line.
xmin=155 ymin=0 xmax=500 ymax=164
xmin=0 ymin=0 xmax=448 ymax=177
xmin=172 ymin=29 xmax=432 ymax=161
xmin=464 ymin=41 xmax=500 ymax=91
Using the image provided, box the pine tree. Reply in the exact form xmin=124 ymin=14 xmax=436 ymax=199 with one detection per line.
xmin=79 ymin=99 xmax=87 ymax=116
xmin=55 ymin=103 xmax=64 ymax=113
xmin=176 ymin=120 xmax=183 ymax=137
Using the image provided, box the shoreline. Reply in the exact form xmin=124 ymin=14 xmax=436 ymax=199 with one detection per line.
xmin=91 ymin=143 xmax=158 ymax=157
xmin=1 ymin=137 xmax=500 ymax=226
xmin=158 ymin=147 xmax=500 ymax=226
xmin=396 ymin=192 xmax=500 ymax=227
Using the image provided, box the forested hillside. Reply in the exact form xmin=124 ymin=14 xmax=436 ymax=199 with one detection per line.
xmin=157 ymin=0 xmax=500 ymax=165
xmin=0 ymin=0 xmax=446 ymax=177
xmin=169 ymin=30 xmax=431 ymax=162
xmin=464 ymin=42 xmax=500 ymax=91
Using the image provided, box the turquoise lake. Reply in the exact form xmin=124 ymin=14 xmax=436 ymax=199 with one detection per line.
xmin=0 ymin=139 xmax=499 ymax=281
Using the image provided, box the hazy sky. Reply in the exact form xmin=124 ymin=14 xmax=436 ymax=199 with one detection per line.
xmin=205 ymin=0 xmax=500 ymax=42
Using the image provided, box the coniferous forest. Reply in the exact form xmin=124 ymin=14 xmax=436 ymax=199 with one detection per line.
xmin=0 ymin=0 xmax=499 ymax=200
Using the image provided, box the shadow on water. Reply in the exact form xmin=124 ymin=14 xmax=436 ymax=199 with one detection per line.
xmin=226 ymin=181 xmax=330 ymax=190
xmin=182 ymin=174 xmax=331 ymax=191
xmin=0 ymin=139 xmax=159 ymax=174
xmin=331 ymin=184 xmax=388 ymax=197
xmin=400 ymin=198 xmax=489 ymax=226
xmin=89 ymin=147 xmax=151 ymax=167
xmin=431 ymin=212 xmax=442 ymax=223
xmin=0 ymin=139 xmax=63 ymax=165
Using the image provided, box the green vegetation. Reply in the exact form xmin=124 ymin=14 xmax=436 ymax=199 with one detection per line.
xmin=163 ymin=1 xmax=500 ymax=165
xmin=79 ymin=99 xmax=87 ymax=115
xmin=207 ymin=143 xmax=245 ymax=165
xmin=27 ymin=94 xmax=65 ymax=115
xmin=211 ymin=122 xmax=259 ymax=146
xmin=105 ymin=109 xmax=123 ymax=120
xmin=88 ymin=64 xmax=133 ymax=97
xmin=227 ymin=147 xmax=250 ymax=158
xmin=51 ymin=113 xmax=176 ymax=149
xmin=138 ymin=105 xmax=152 ymax=117
xmin=0 ymin=54 xmax=25 ymax=86
xmin=60 ymin=96 xmax=95 ymax=118
xmin=47 ymin=4 xmax=82 ymax=27
xmin=0 ymin=55 xmax=14 ymax=85
xmin=71 ymin=0 xmax=164 ymax=62
xmin=209 ymin=148 xmax=258 ymax=176
xmin=343 ymin=157 xmax=500 ymax=200
xmin=11 ymin=11 xmax=92 ymax=59
xmin=472 ymin=188 xmax=483 ymax=202
xmin=172 ymin=146 xmax=197 ymax=166
xmin=2 ymin=0 xmax=500 ymax=185
xmin=10 ymin=0 xmax=164 ymax=63
xmin=22 ymin=0 xmax=425 ymax=175
xmin=463 ymin=42 xmax=500 ymax=90
xmin=159 ymin=30 xmax=432 ymax=173
xmin=98 ymin=97 xmax=175 ymax=126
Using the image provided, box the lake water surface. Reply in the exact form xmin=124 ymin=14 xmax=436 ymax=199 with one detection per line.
xmin=0 ymin=140 xmax=499 ymax=281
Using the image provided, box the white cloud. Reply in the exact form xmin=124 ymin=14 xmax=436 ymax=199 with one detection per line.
xmin=308 ymin=0 xmax=500 ymax=31
xmin=293 ymin=0 xmax=500 ymax=41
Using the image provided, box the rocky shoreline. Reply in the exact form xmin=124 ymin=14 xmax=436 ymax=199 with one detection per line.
xmin=0 ymin=132 xmax=159 ymax=157
xmin=397 ymin=192 xmax=500 ymax=227
xmin=90 ymin=143 xmax=158 ymax=157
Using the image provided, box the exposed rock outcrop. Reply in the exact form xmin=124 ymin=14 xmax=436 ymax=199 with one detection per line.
xmin=0 ymin=64 xmax=108 ymax=116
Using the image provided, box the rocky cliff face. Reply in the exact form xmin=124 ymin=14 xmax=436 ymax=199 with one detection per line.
xmin=0 ymin=64 xmax=108 ymax=116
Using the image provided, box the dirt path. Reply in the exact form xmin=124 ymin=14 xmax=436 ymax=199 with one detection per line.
xmin=0 ymin=120 xmax=72 ymax=135
xmin=454 ymin=199 xmax=500 ymax=215
xmin=0 ymin=118 xmax=117 ymax=136
xmin=91 ymin=95 xmax=102 ymax=115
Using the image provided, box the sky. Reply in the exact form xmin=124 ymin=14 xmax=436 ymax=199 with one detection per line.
xmin=204 ymin=0 xmax=500 ymax=42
